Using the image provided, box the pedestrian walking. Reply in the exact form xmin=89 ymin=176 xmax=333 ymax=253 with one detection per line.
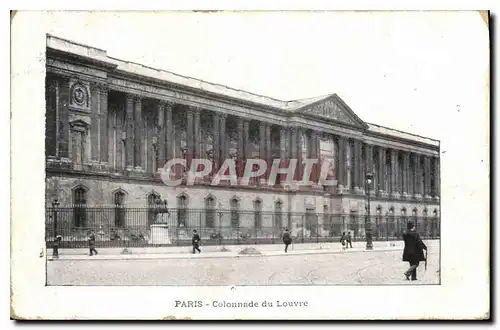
xmin=402 ymin=221 xmax=427 ymax=281
xmin=87 ymin=230 xmax=98 ymax=256
xmin=53 ymin=235 xmax=62 ymax=258
xmin=346 ymin=231 xmax=353 ymax=248
xmin=282 ymin=228 xmax=292 ymax=253
xmin=192 ymin=229 xmax=201 ymax=254
xmin=340 ymin=232 xmax=347 ymax=250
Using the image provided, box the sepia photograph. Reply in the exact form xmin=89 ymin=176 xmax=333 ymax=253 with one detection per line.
xmin=10 ymin=9 xmax=489 ymax=320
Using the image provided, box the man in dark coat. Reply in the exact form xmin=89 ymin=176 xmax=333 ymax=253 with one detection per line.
xmin=402 ymin=221 xmax=427 ymax=281
xmin=346 ymin=231 xmax=353 ymax=248
xmin=192 ymin=229 xmax=201 ymax=254
xmin=87 ymin=230 xmax=98 ymax=256
xmin=282 ymin=228 xmax=292 ymax=253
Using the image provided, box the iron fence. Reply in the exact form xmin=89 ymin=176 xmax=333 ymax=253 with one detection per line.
xmin=45 ymin=206 xmax=441 ymax=248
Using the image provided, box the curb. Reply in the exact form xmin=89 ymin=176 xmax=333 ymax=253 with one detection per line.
xmin=47 ymin=246 xmax=405 ymax=261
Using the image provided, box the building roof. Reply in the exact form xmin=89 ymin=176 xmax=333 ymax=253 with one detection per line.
xmin=46 ymin=34 xmax=439 ymax=146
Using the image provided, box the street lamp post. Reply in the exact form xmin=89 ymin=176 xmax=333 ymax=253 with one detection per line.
xmin=365 ymin=172 xmax=374 ymax=250
xmin=52 ymin=199 xmax=60 ymax=258
xmin=217 ymin=202 xmax=226 ymax=251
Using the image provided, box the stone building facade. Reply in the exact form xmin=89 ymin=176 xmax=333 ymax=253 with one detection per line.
xmin=45 ymin=35 xmax=440 ymax=237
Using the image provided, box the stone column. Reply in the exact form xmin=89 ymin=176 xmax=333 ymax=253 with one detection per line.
xmin=353 ymin=140 xmax=363 ymax=193
xmin=165 ymin=101 xmax=173 ymax=162
xmin=308 ymin=131 xmax=317 ymax=184
xmin=186 ymin=108 xmax=194 ymax=169
xmin=259 ymin=122 xmax=266 ymax=161
xmin=125 ymin=94 xmax=135 ymax=171
xmin=193 ymin=107 xmax=202 ymax=158
xmin=290 ymin=127 xmax=297 ymax=159
xmin=378 ymin=146 xmax=387 ymax=196
xmin=297 ymin=128 xmax=304 ymax=182
xmin=424 ymin=155 xmax=432 ymax=199
xmin=433 ymin=157 xmax=440 ymax=199
xmin=412 ymin=153 xmax=423 ymax=198
xmin=265 ymin=124 xmax=272 ymax=165
xmin=243 ymin=119 xmax=249 ymax=160
xmin=237 ymin=118 xmax=244 ymax=177
xmin=280 ymin=127 xmax=286 ymax=160
xmin=99 ymin=85 xmax=108 ymax=164
xmin=212 ymin=113 xmax=220 ymax=172
xmin=402 ymin=152 xmax=410 ymax=198
xmin=157 ymin=101 xmax=165 ymax=171
xmin=290 ymin=127 xmax=297 ymax=182
xmin=365 ymin=143 xmax=374 ymax=195
xmin=133 ymin=96 xmax=143 ymax=171
xmin=219 ymin=114 xmax=227 ymax=163
xmin=390 ymin=149 xmax=400 ymax=198
xmin=337 ymin=136 xmax=347 ymax=193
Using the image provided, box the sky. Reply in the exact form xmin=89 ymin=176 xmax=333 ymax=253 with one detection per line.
xmin=36 ymin=11 xmax=488 ymax=141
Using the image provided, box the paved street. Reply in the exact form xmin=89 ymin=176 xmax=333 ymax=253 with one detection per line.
xmin=47 ymin=242 xmax=440 ymax=286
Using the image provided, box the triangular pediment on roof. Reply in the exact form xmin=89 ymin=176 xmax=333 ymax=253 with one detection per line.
xmin=295 ymin=94 xmax=367 ymax=128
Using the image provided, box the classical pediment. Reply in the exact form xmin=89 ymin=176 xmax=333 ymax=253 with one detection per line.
xmin=296 ymin=94 xmax=367 ymax=128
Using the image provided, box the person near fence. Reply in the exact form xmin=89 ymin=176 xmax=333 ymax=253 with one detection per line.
xmin=53 ymin=235 xmax=62 ymax=258
xmin=87 ymin=230 xmax=98 ymax=256
xmin=282 ymin=228 xmax=292 ymax=253
xmin=192 ymin=229 xmax=201 ymax=254
xmin=402 ymin=220 xmax=427 ymax=281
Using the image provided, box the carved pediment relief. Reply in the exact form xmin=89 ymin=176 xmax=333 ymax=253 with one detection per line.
xmin=298 ymin=96 xmax=367 ymax=128
xmin=301 ymin=99 xmax=356 ymax=125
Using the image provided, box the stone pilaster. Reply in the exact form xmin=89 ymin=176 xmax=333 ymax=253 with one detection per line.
xmin=165 ymin=101 xmax=173 ymax=162
xmin=157 ymin=101 xmax=165 ymax=171
xmin=412 ymin=153 xmax=423 ymax=199
xmin=378 ymin=146 xmax=387 ymax=197
xmin=433 ymin=157 xmax=440 ymax=200
xmin=133 ymin=96 xmax=144 ymax=171
xmin=99 ymin=85 xmax=108 ymax=163
xmin=125 ymin=94 xmax=135 ymax=171
xmin=390 ymin=149 xmax=400 ymax=198
xmin=89 ymin=84 xmax=100 ymax=162
xmin=424 ymin=155 xmax=432 ymax=199
xmin=402 ymin=152 xmax=410 ymax=198
xmin=58 ymin=78 xmax=70 ymax=159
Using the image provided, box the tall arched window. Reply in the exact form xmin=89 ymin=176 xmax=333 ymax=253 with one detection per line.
xmin=253 ymin=199 xmax=262 ymax=229
xmin=73 ymin=187 xmax=87 ymax=227
xmin=177 ymin=194 xmax=188 ymax=227
xmin=274 ymin=200 xmax=283 ymax=229
xmin=230 ymin=198 xmax=240 ymax=228
xmin=114 ymin=190 xmax=126 ymax=227
xmin=147 ymin=192 xmax=160 ymax=226
xmin=205 ymin=196 xmax=216 ymax=228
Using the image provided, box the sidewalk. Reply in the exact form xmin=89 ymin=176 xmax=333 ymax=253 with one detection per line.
xmin=47 ymin=240 xmax=442 ymax=261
